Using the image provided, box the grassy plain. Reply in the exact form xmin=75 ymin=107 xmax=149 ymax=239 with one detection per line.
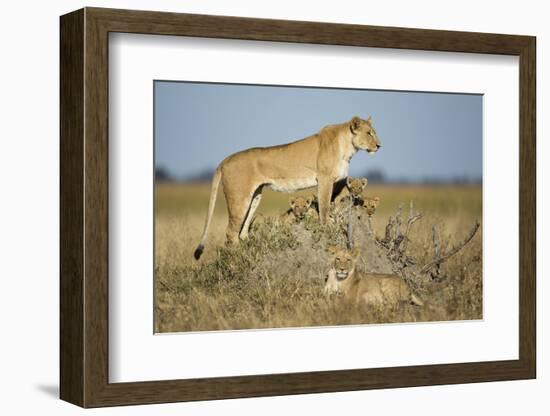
xmin=155 ymin=182 xmax=482 ymax=333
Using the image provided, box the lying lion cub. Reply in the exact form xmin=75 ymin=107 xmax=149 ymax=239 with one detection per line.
xmin=333 ymin=177 xmax=368 ymax=205
xmin=324 ymin=246 xmax=423 ymax=307
xmin=280 ymin=195 xmax=318 ymax=224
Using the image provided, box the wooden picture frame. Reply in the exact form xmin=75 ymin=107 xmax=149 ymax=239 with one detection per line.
xmin=60 ymin=7 xmax=536 ymax=408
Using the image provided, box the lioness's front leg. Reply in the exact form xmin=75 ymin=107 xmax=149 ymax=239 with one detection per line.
xmin=317 ymin=176 xmax=333 ymax=224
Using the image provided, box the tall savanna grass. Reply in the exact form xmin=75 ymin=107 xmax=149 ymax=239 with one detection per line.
xmin=155 ymin=183 xmax=482 ymax=333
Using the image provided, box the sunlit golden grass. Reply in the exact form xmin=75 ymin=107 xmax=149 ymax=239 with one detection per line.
xmin=155 ymin=183 xmax=482 ymax=333
xmin=156 ymin=183 xmax=482 ymax=218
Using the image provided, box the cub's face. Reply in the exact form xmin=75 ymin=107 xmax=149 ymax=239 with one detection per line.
xmin=363 ymin=196 xmax=380 ymax=216
xmin=350 ymin=116 xmax=381 ymax=153
xmin=346 ymin=177 xmax=368 ymax=197
xmin=327 ymin=246 xmax=360 ymax=280
xmin=290 ymin=196 xmax=313 ymax=219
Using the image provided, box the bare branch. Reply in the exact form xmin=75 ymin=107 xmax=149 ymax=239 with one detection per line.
xmin=400 ymin=212 xmax=423 ymax=254
xmin=394 ymin=203 xmax=403 ymax=241
xmin=441 ymin=235 xmax=450 ymax=254
xmin=396 ymin=203 xmax=403 ymax=220
xmin=420 ymin=221 xmax=480 ymax=274
xmin=432 ymin=225 xmax=441 ymax=258
xmin=430 ymin=224 xmax=441 ymax=277
xmin=346 ymin=209 xmax=353 ymax=249
xmin=382 ymin=216 xmax=394 ymax=245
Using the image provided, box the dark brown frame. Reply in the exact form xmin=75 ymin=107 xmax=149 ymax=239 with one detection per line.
xmin=60 ymin=7 xmax=536 ymax=408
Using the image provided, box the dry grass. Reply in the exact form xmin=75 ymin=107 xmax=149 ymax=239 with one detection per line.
xmin=155 ymin=183 xmax=482 ymax=333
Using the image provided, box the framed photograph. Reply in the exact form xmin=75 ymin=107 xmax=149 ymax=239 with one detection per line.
xmin=60 ymin=7 xmax=536 ymax=408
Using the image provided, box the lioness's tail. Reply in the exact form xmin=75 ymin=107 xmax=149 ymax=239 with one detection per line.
xmin=194 ymin=167 xmax=222 ymax=260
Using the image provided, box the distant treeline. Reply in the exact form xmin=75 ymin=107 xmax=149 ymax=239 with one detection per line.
xmin=155 ymin=167 xmax=481 ymax=185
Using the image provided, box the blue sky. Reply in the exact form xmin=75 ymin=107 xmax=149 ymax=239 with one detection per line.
xmin=154 ymin=81 xmax=482 ymax=183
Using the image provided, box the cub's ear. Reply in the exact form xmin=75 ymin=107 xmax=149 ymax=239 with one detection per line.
xmin=305 ymin=196 xmax=313 ymax=206
xmin=326 ymin=245 xmax=338 ymax=256
xmin=289 ymin=197 xmax=296 ymax=207
xmin=361 ymin=178 xmax=368 ymax=188
xmin=350 ymin=116 xmax=362 ymax=132
xmin=373 ymin=196 xmax=380 ymax=207
xmin=346 ymin=176 xmax=353 ymax=187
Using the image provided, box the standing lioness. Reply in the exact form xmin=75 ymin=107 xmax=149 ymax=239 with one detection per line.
xmin=194 ymin=116 xmax=381 ymax=259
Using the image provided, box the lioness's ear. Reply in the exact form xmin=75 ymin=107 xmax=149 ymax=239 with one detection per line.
xmin=351 ymin=247 xmax=360 ymax=260
xmin=373 ymin=196 xmax=380 ymax=207
xmin=350 ymin=116 xmax=361 ymax=132
xmin=326 ymin=245 xmax=338 ymax=256
xmin=367 ymin=115 xmax=372 ymax=124
xmin=361 ymin=178 xmax=368 ymax=188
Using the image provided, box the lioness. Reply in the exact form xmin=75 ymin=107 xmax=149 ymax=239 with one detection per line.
xmin=324 ymin=246 xmax=423 ymax=307
xmin=194 ymin=116 xmax=381 ymax=259
xmin=280 ymin=195 xmax=318 ymax=224
xmin=333 ymin=177 xmax=368 ymax=205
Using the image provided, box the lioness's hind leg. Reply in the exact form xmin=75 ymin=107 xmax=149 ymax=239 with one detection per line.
xmin=240 ymin=188 xmax=263 ymax=239
xmin=225 ymin=180 xmax=262 ymax=243
xmin=225 ymin=194 xmax=252 ymax=243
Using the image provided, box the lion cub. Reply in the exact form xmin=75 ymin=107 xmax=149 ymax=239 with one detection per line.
xmin=358 ymin=195 xmax=380 ymax=218
xmin=280 ymin=195 xmax=318 ymax=224
xmin=324 ymin=246 xmax=423 ymax=307
xmin=333 ymin=177 xmax=368 ymax=205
